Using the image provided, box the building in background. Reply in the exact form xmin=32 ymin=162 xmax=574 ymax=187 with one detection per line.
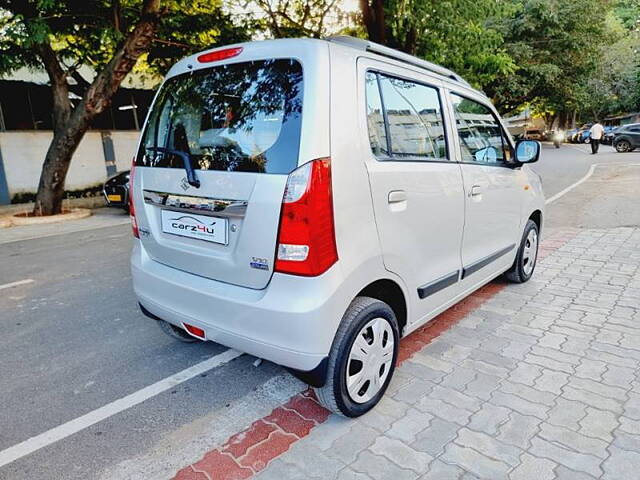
xmin=502 ymin=108 xmax=546 ymax=138
xmin=604 ymin=112 xmax=640 ymax=127
xmin=0 ymin=67 xmax=159 ymax=205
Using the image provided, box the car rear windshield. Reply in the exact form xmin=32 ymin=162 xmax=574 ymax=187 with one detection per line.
xmin=136 ymin=58 xmax=303 ymax=174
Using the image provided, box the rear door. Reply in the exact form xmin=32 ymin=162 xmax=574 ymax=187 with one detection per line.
xmin=446 ymin=91 xmax=523 ymax=282
xmin=359 ymin=60 xmax=465 ymax=324
xmin=132 ymin=46 xmax=329 ymax=289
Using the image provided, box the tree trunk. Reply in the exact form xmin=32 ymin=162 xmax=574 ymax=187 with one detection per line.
xmin=403 ymin=27 xmax=417 ymax=55
xmin=33 ymin=121 xmax=91 ymax=215
xmin=360 ymin=0 xmax=387 ymax=44
xmin=33 ymin=0 xmax=160 ymax=216
xmin=558 ymin=111 xmax=568 ymax=130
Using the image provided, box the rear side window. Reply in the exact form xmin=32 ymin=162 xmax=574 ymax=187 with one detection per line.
xmin=365 ymin=72 xmax=388 ymax=156
xmin=136 ymin=59 xmax=303 ymax=174
xmin=365 ymin=71 xmax=448 ymax=161
xmin=450 ymin=94 xmax=511 ymax=165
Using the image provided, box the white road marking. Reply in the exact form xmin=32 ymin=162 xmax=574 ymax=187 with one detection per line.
xmin=0 ymin=279 xmax=34 ymax=290
xmin=0 ymin=348 xmax=242 ymax=468
xmin=546 ymin=162 xmax=640 ymax=205
xmin=545 ymin=164 xmax=597 ymax=204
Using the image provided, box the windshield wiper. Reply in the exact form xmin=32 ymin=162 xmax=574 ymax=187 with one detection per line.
xmin=146 ymin=147 xmax=201 ymax=188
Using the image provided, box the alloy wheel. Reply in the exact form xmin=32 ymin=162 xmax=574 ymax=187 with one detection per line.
xmin=346 ymin=317 xmax=394 ymax=404
xmin=616 ymin=141 xmax=631 ymax=153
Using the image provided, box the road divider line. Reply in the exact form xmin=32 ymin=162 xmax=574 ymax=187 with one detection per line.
xmin=546 ymin=162 xmax=640 ymax=205
xmin=0 ymin=349 xmax=243 ymax=468
xmin=0 ymin=279 xmax=34 ymax=290
xmin=546 ymin=164 xmax=597 ymax=204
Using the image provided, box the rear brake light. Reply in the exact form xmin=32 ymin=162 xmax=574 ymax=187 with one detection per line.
xmin=183 ymin=323 xmax=205 ymax=339
xmin=197 ymin=47 xmax=243 ymax=63
xmin=275 ymin=158 xmax=338 ymax=276
xmin=129 ymin=157 xmax=139 ymax=238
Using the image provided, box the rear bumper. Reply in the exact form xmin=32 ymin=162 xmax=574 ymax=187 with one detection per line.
xmin=131 ymin=241 xmax=344 ymax=372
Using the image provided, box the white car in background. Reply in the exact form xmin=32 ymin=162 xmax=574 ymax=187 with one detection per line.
xmin=129 ymin=36 xmax=545 ymax=417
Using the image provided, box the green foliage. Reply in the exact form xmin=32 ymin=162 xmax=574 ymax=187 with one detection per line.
xmin=236 ymin=0 xmax=356 ymax=38
xmin=384 ymin=0 xmax=518 ymax=87
xmin=578 ymin=14 xmax=640 ymax=118
xmin=1 ymin=0 xmax=638 ymax=123
xmin=614 ymin=0 xmax=640 ymax=29
xmin=486 ymin=0 xmax=631 ymax=123
xmin=0 ymin=0 xmax=253 ymax=80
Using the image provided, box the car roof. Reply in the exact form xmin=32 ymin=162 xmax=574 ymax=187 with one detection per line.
xmin=167 ymin=37 xmax=484 ymax=99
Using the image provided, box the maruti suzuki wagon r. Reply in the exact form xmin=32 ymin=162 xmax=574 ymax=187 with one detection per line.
xmin=130 ymin=36 xmax=544 ymax=417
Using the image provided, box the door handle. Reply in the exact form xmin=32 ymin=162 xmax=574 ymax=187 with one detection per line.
xmin=388 ymin=190 xmax=407 ymax=203
xmin=469 ymin=185 xmax=482 ymax=198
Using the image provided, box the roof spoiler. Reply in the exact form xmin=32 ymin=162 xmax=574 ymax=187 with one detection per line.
xmin=327 ymin=36 xmax=471 ymax=87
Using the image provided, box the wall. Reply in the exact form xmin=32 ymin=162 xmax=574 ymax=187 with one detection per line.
xmin=0 ymin=131 xmax=139 ymax=202
xmin=111 ymin=131 xmax=141 ymax=171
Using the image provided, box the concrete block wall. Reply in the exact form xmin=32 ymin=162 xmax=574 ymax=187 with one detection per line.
xmin=0 ymin=131 xmax=139 ymax=203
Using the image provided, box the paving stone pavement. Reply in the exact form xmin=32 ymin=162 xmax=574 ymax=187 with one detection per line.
xmin=252 ymin=228 xmax=640 ymax=480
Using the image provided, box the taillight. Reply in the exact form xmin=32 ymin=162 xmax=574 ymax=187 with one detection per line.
xmin=275 ymin=158 xmax=338 ymax=276
xmin=129 ymin=157 xmax=139 ymax=238
xmin=197 ymin=47 xmax=243 ymax=63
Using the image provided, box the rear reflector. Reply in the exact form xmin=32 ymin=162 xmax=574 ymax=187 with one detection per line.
xmin=275 ymin=158 xmax=338 ymax=276
xmin=197 ymin=47 xmax=243 ymax=63
xmin=129 ymin=157 xmax=139 ymax=238
xmin=183 ymin=323 xmax=205 ymax=339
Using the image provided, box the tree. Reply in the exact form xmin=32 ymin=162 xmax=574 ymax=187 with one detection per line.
xmin=579 ymin=15 xmax=640 ymax=119
xmin=487 ymin=0 xmax=615 ymax=124
xmin=231 ymin=0 xmax=357 ymax=39
xmin=358 ymin=0 xmax=517 ymax=87
xmin=245 ymin=0 xmax=517 ymax=88
xmin=0 ymin=0 xmax=250 ymax=215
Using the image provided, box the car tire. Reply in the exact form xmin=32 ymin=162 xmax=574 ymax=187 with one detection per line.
xmin=615 ymin=140 xmax=631 ymax=153
xmin=505 ymin=219 xmax=539 ymax=284
xmin=157 ymin=320 xmax=201 ymax=343
xmin=315 ymin=296 xmax=399 ymax=417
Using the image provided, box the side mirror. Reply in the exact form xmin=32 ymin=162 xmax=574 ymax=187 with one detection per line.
xmin=515 ymin=139 xmax=540 ymax=164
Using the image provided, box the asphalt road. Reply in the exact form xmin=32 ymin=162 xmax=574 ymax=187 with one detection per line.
xmin=1 ymin=143 xmax=638 ymax=480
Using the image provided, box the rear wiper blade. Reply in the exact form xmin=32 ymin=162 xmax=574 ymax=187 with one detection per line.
xmin=146 ymin=147 xmax=200 ymax=188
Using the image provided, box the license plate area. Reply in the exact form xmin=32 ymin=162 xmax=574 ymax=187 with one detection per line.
xmin=161 ymin=210 xmax=228 ymax=245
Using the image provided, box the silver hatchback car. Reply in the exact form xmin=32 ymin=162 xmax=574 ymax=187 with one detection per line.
xmin=130 ymin=36 xmax=544 ymax=416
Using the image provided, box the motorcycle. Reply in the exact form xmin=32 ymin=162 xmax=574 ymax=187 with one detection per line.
xmin=552 ymin=130 xmax=563 ymax=148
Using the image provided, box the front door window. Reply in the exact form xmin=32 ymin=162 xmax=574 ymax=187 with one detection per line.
xmin=450 ymin=94 xmax=512 ymax=165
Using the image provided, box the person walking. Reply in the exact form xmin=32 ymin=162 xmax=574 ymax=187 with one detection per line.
xmin=589 ymin=121 xmax=605 ymax=154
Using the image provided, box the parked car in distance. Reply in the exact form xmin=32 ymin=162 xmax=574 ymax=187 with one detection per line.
xmin=524 ymin=129 xmax=544 ymax=140
xmin=571 ymin=130 xmax=584 ymax=143
xmin=129 ymin=36 xmax=545 ymax=417
xmin=602 ymin=126 xmax=616 ymax=145
xmin=579 ymin=129 xmax=591 ymax=143
xmin=613 ymin=123 xmax=640 ymax=152
xmin=103 ymin=170 xmax=130 ymax=211
xmin=565 ymin=128 xmax=579 ymax=143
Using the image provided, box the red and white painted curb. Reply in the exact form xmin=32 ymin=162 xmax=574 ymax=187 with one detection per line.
xmin=174 ymin=229 xmax=578 ymax=480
